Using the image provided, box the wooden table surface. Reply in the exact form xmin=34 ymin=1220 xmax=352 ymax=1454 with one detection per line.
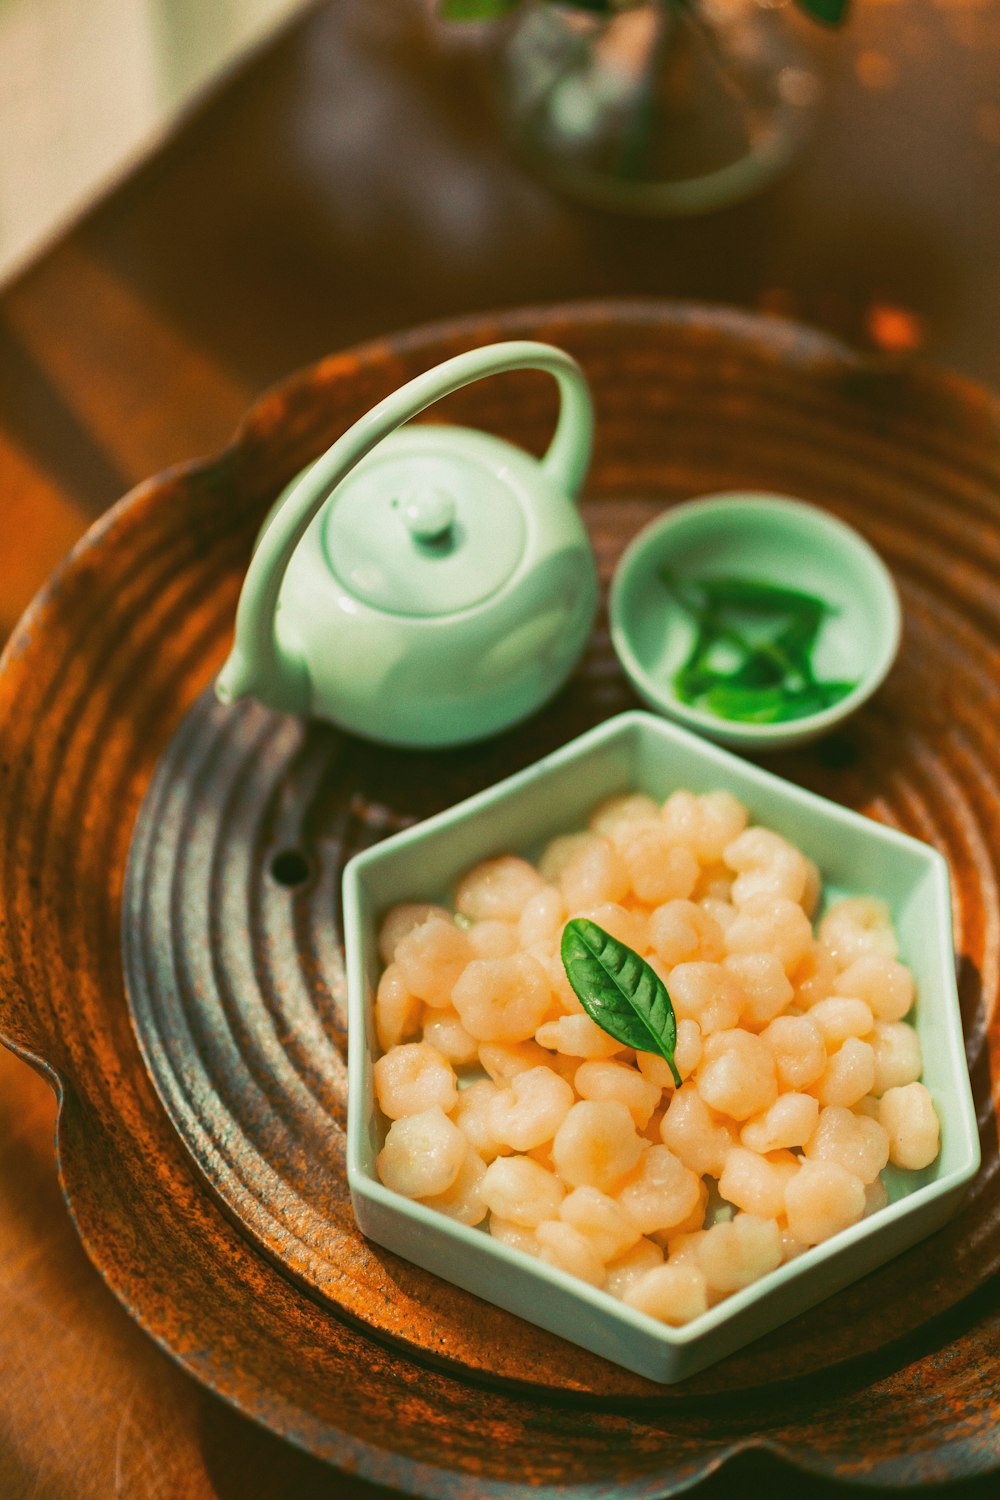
xmin=1 ymin=2 xmax=998 ymax=1495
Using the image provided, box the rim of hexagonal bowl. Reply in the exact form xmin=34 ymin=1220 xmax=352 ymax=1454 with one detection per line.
xmin=343 ymin=710 xmax=981 ymax=1379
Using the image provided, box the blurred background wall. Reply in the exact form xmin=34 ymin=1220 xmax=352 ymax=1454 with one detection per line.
xmin=0 ymin=0 xmax=311 ymax=286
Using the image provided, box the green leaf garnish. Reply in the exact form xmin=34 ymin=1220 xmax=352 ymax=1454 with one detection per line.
xmin=703 ymin=683 xmax=796 ymax=724
xmin=667 ymin=575 xmax=833 ymax=617
xmin=561 ymin=918 xmax=682 ymax=1087
xmin=661 ymin=571 xmax=858 ymax=726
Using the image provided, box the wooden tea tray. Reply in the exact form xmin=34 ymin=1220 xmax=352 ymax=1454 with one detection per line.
xmin=0 ymin=303 xmax=997 ymax=1495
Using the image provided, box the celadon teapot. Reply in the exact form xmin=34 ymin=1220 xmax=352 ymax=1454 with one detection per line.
xmin=215 ymin=341 xmax=598 ymax=747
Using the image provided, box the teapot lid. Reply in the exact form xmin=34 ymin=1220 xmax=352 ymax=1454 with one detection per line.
xmin=322 ymin=433 xmax=526 ymax=617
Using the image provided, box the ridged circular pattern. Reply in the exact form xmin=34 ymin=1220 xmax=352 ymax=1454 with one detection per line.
xmin=1 ymin=304 xmax=998 ymax=1493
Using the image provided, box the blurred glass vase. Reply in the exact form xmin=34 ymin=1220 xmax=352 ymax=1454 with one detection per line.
xmin=495 ymin=0 xmax=821 ymax=215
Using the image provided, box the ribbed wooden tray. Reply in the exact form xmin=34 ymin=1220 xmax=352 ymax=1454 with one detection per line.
xmin=0 ymin=303 xmax=997 ymax=1495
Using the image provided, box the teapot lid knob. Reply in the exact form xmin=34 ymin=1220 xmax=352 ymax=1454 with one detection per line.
xmin=322 ymin=440 xmax=527 ymax=617
xmin=401 ymin=485 xmax=456 ymax=543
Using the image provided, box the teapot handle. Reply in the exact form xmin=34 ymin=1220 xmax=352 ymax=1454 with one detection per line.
xmin=215 ymin=340 xmax=593 ymax=713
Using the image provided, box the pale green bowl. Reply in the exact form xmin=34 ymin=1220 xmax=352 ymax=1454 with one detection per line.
xmin=343 ymin=711 xmax=979 ymax=1384
xmin=609 ymin=493 xmax=902 ymax=752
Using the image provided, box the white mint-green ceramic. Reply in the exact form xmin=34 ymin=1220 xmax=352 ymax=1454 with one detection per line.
xmin=344 ymin=711 xmax=979 ymax=1385
xmin=215 ymin=340 xmax=598 ymax=748
xmin=609 ymin=493 xmax=902 ymax=752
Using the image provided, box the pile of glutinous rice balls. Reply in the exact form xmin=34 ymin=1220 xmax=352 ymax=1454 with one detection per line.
xmin=372 ymin=789 xmax=939 ymax=1327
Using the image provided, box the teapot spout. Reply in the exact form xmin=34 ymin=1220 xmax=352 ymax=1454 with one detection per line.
xmin=215 ymin=646 xmax=311 ymax=718
xmin=214 ymin=653 xmax=246 ymax=706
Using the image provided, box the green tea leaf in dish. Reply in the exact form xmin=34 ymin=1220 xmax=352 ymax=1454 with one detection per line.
xmin=706 ymin=678 xmax=857 ymax=724
xmin=561 ymin=917 xmax=682 ymax=1086
xmin=661 ymin=571 xmax=858 ymax=725
xmin=671 ymin=574 xmax=833 ymax=617
xmin=703 ymin=683 xmax=795 ymax=724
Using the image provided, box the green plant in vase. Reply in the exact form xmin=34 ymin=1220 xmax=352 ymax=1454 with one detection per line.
xmin=441 ymin=0 xmax=850 ymax=215
xmin=443 ymin=0 xmax=848 ymax=24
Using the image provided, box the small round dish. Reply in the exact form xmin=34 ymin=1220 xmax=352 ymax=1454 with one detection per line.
xmin=608 ymin=492 xmax=902 ymax=752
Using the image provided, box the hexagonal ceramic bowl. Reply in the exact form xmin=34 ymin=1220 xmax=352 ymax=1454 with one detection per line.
xmin=343 ymin=711 xmax=980 ymax=1384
